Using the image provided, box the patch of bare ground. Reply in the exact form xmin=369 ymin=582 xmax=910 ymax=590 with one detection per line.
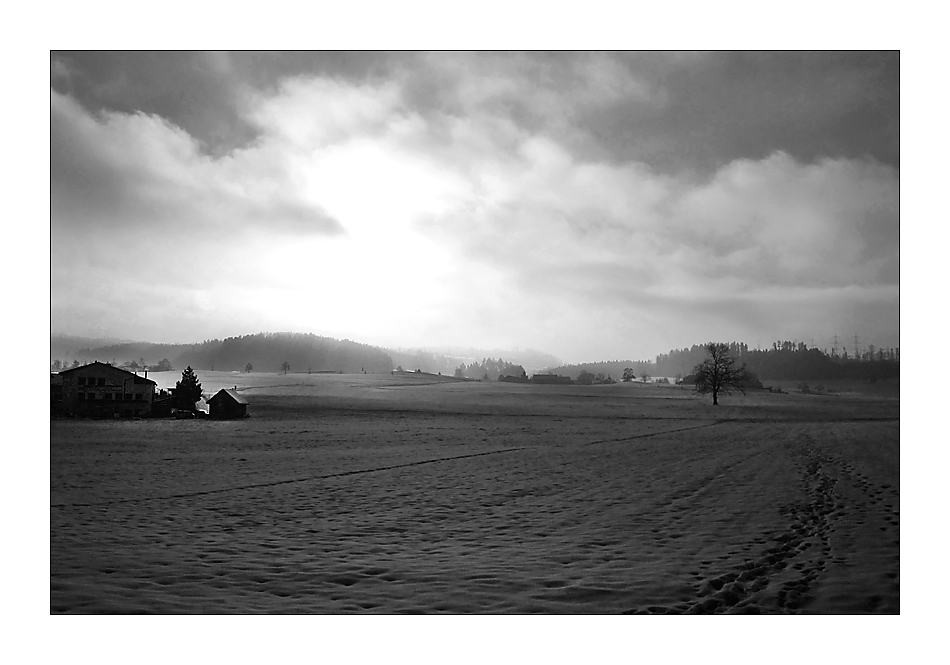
xmin=51 ymin=375 xmax=898 ymax=613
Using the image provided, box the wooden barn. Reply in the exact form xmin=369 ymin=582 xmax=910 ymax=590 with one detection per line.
xmin=208 ymin=388 xmax=249 ymax=419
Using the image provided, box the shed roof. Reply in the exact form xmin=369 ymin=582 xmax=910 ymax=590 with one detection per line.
xmin=211 ymin=388 xmax=249 ymax=405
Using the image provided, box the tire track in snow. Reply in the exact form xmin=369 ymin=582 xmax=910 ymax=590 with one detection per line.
xmin=51 ymin=422 xmax=725 ymax=510
xmin=581 ymin=421 xmax=725 ymax=446
xmin=50 ymin=447 xmax=529 ymax=509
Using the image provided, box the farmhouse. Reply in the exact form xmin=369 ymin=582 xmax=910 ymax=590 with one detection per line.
xmin=530 ymin=374 xmax=573 ymax=385
xmin=208 ymin=388 xmax=249 ymax=419
xmin=50 ymin=373 xmax=63 ymax=415
xmin=54 ymin=361 xmax=156 ymax=417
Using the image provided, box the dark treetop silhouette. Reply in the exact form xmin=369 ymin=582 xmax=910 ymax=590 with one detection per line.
xmin=175 ymin=366 xmax=202 ymax=410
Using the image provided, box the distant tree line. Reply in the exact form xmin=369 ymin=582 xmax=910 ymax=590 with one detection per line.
xmin=575 ymin=370 xmax=617 ymax=385
xmin=546 ymin=341 xmax=898 ymax=384
xmin=387 ymin=347 xmax=559 ymax=377
xmin=657 ymin=341 xmax=899 ymax=382
xmin=452 ymin=358 xmax=528 ymax=381
xmin=50 ymin=357 xmax=172 ymax=372
xmin=544 ymin=360 xmax=654 ymax=382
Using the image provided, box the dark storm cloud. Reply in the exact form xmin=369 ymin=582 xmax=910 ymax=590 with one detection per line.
xmin=50 ymin=51 xmax=412 ymax=156
xmin=51 ymin=52 xmax=254 ymax=156
xmin=51 ymin=90 xmax=344 ymax=237
xmin=386 ymin=51 xmax=899 ymax=175
xmin=573 ymin=52 xmax=899 ymax=174
xmin=51 ymin=51 xmax=898 ymax=174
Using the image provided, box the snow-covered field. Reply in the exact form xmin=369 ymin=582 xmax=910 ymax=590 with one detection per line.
xmin=51 ymin=373 xmax=899 ymax=613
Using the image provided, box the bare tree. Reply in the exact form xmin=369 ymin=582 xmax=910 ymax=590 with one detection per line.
xmin=281 ymin=361 xmax=290 ymax=374
xmin=693 ymin=342 xmax=749 ymax=405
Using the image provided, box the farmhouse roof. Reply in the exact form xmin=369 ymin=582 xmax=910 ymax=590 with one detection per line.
xmin=57 ymin=360 xmax=157 ymax=384
xmin=211 ymin=388 xmax=249 ymax=405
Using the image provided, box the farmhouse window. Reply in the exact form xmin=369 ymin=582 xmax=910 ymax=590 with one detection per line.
xmin=78 ymin=377 xmax=86 ymax=386
xmin=135 ymin=394 xmax=143 ymax=401
xmin=97 ymin=378 xmax=106 ymax=386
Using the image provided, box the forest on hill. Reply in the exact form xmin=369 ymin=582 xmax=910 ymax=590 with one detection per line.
xmin=179 ymin=333 xmax=394 ymax=374
xmin=52 ymin=333 xmax=551 ymax=378
xmin=50 ymin=335 xmax=137 ymax=361
xmin=57 ymin=333 xmax=394 ymax=374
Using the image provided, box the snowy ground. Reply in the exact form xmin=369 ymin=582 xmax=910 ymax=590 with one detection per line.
xmin=51 ymin=374 xmax=899 ymax=613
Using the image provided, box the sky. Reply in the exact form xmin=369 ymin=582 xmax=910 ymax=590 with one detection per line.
xmin=50 ymin=51 xmax=899 ymax=363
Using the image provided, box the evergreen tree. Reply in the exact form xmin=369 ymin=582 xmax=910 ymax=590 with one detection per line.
xmin=176 ymin=366 xmax=202 ymax=410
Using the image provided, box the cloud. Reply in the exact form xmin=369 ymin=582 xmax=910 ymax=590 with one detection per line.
xmin=246 ymin=76 xmax=404 ymax=147
xmin=50 ymin=56 xmax=899 ymax=360
xmin=400 ymin=117 xmax=898 ymax=357
xmin=663 ymin=152 xmax=899 ymax=288
xmin=51 ymin=51 xmax=899 ymax=172
xmin=51 ymin=87 xmax=348 ymax=341
xmin=415 ymin=139 xmax=896 ymax=292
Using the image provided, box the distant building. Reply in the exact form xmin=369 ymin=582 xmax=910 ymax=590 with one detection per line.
xmin=530 ymin=374 xmax=573 ymax=385
xmin=54 ymin=361 xmax=156 ymax=417
xmin=208 ymin=388 xmax=249 ymax=419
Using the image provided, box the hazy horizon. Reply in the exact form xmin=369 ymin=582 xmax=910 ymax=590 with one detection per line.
xmin=49 ymin=327 xmax=896 ymax=368
xmin=51 ymin=52 xmax=899 ymax=364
